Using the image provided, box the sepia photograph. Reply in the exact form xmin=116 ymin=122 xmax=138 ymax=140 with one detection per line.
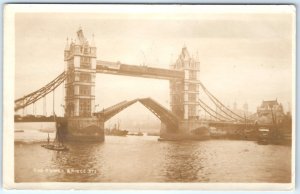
xmin=3 ymin=4 xmax=295 ymax=190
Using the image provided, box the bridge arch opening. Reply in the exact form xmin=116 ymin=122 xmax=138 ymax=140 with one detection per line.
xmin=95 ymin=73 xmax=170 ymax=110
xmin=94 ymin=98 xmax=179 ymax=133
xmin=104 ymin=102 xmax=161 ymax=133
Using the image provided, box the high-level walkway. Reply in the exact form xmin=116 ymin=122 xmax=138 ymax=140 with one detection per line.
xmin=96 ymin=60 xmax=184 ymax=80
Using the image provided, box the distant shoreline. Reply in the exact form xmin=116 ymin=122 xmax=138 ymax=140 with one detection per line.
xmin=15 ymin=120 xmax=56 ymax=122
xmin=14 ymin=116 xmax=63 ymax=122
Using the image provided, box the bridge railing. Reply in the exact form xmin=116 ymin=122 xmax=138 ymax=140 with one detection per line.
xmin=94 ymin=99 xmax=138 ymax=121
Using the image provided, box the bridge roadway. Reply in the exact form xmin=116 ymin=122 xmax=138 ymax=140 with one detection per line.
xmin=96 ymin=60 xmax=184 ymax=80
xmin=208 ymin=120 xmax=255 ymax=128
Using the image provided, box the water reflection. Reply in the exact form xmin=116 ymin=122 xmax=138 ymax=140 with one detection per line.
xmin=15 ymin=137 xmax=291 ymax=183
xmin=51 ymin=142 xmax=105 ymax=182
xmin=162 ymin=141 xmax=206 ymax=182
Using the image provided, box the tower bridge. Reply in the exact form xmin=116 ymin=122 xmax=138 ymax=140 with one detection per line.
xmin=15 ymin=28 xmax=252 ymax=141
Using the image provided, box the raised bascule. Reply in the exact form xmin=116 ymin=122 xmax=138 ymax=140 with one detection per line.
xmin=15 ymin=28 xmax=252 ymax=141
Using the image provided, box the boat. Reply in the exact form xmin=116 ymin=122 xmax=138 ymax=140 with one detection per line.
xmin=128 ymin=129 xmax=143 ymax=136
xmin=136 ymin=131 xmax=143 ymax=136
xmin=105 ymin=121 xmax=128 ymax=136
xmin=39 ymin=128 xmax=55 ymax=133
xmin=41 ymin=144 xmax=69 ymax=151
xmin=41 ymin=118 xmax=69 ymax=151
xmin=257 ymin=128 xmax=270 ymax=145
xmin=147 ymin=132 xmax=160 ymax=136
xmin=14 ymin=129 xmax=24 ymax=133
xmin=105 ymin=128 xmax=128 ymax=136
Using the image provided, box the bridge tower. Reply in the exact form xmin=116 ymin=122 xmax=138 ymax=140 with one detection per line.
xmin=63 ymin=28 xmax=104 ymax=142
xmin=170 ymin=47 xmax=200 ymax=120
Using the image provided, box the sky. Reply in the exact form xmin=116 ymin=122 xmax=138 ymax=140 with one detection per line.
xmin=14 ymin=6 xmax=294 ymax=128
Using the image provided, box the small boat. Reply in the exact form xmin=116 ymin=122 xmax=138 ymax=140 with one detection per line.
xmin=39 ymin=128 xmax=55 ymax=133
xmin=257 ymin=128 xmax=270 ymax=145
xmin=41 ymin=144 xmax=69 ymax=151
xmin=14 ymin=129 xmax=24 ymax=133
xmin=41 ymin=118 xmax=69 ymax=151
xmin=105 ymin=122 xmax=128 ymax=136
xmin=136 ymin=132 xmax=143 ymax=136
xmin=134 ymin=129 xmax=143 ymax=136
xmin=105 ymin=129 xmax=128 ymax=136
xmin=147 ymin=132 xmax=160 ymax=136
xmin=128 ymin=131 xmax=143 ymax=136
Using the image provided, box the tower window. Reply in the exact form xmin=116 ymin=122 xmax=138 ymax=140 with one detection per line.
xmin=188 ymin=93 xmax=196 ymax=102
xmin=79 ymin=85 xmax=91 ymax=95
xmin=80 ymin=73 xmax=91 ymax=82
xmin=189 ymin=84 xmax=197 ymax=91
xmin=188 ymin=105 xmax=196 ymax=116
xmin=189 ymin=70 xmax=197 ymax=80
xmin=66 ymin=85 xmax=74 ymax=97
xmin=79 ymin=99 xmax=91 ymax=117
xmin=80 ymin=57 xmax=91 ymax=68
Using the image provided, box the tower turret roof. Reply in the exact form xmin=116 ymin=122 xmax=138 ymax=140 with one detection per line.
xmin=76 ymin=27 xmax=86 ymax=45
xmin=180 ymin=46 xmax=191 ymax=61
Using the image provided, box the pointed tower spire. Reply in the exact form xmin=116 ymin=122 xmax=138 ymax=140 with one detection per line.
xmin=181 ymin=45 xmax=190 ymax=60
xmin=76 ymin=26 xmax=85 ymax=45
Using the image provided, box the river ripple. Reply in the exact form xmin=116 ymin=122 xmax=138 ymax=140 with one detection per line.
xmin=15 ymin=135 xmax=291 ymax=183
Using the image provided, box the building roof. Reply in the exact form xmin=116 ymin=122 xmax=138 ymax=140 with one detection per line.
xmin=261 ymin=100 xmax=279 ymax=108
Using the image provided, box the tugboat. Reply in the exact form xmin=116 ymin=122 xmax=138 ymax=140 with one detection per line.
xmin=105 ymin=121 xmax=128 ymax=136
xmin=41 ymin=117 xmax=69 ymax=151
xmin=257 ymin=127 xmax=270 ymax=145
xmin=128 ymin=129 xmax=143 ymax=136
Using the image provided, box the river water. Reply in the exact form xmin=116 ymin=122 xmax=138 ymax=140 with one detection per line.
xmin=14 ymin=122 xmax=291 ymax=183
